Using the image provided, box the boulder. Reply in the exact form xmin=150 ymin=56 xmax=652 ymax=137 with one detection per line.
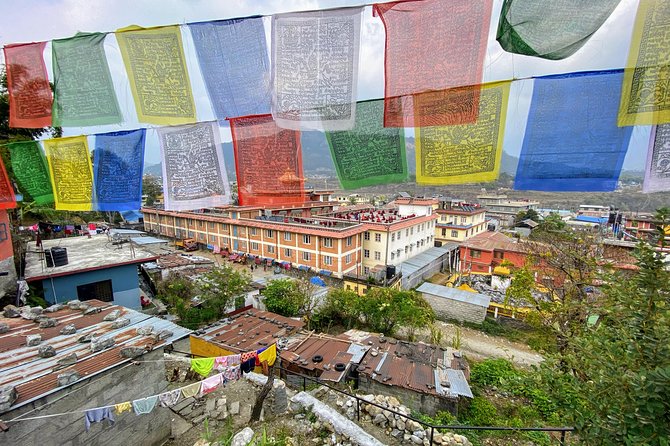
xmin=228 ymin=401 xmax=240 ymax=415
xmin=152 ymin=329 xmax=173 ymax=341
xmin=90 ymin=337 xmax=115 ymax=352
xmin=410 ymin=435 xmax=423 ymax=445
xmin=136 ymin=325 xmax=154 ymax=336
xmin=57 ymin=371 xmax=80 ymax=387
xmin=230 ymin=427 xmax=254 ymax=446
xmin=44 ymin=304 xmax=64 ymax=313
xmin=30 ymin=307 xmax=43 ymax=315
xmin=38 ymin=318 xmax=59 ymax=328
xmin=38 ymin=345 xmax=57 ymax=358
xmin=21 ymin=311 xmax=38 ymax=321
xmin=26 ymin=334 xmax=42 ymax=346
xmin=78 ymin=333 xmax=95 ymax=343
xmin=83 ymin=306 xmax=101 ymax=315
xmin=120 ymin=346 xmax=147 ymax=359
xmin=111 ymin=318 xmax=130 ymax=329
xmin=60 ymin=324 xmax=77 ymax=335
xmin=0 ymin=385 xmax=18 ymax=412
xmin=67 ymin=300 xmax=82 ymax=310
xmin=3 ymin=305 xmax=20 ymax=318
xmin=103 ymin=310 xmax=122 ymax=321
xmin=373 ymin=413 xmax=387 ymax=426
xmin=386 ymin=396 xmax=400 ymax=407
xmin=0 ymin=322 xmax=9 ymax=334
xmin=55 ymin=353 xmax=78 ymax=368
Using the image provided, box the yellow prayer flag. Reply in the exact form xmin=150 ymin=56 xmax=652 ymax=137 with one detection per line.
xmin=618 ymin=0 xmax=670 ymax=126
xmin=43 ymin=136 xmax=93 ymax=211
xmin=116 ymin=25 xmax=196 ymax=125
xmin=415 ymin=81 xmax=510 ymax=185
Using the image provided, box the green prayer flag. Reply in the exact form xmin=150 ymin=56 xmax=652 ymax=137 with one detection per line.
xmin=52 ymin=32 xmax=122 ymax=127
xmin=8 ymin=141 xmax=54 ymax=205
xmin=326 ymin=100 xmax=407 ymax=190
xmin=496 ymin=0 xmax=622 ymax=60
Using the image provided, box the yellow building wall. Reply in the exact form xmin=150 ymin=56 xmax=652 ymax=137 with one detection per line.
xmin=190 ymin=335 xmax=235 ymax=358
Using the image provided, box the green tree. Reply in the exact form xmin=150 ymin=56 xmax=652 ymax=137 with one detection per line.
xmin=316 ymin=288 xmax=362 ymax=329
xmin=156 ymin=273 xmax=197 ymax=320
xmin=537 ymin=212 xmax=566 ymax=232
xmin=505 ymin=263 xmax=535 ymax=306
xmin=515 ymin=208 xmax=540 ymax=225
xmin=142 ymin=174 xmax=162 ymax=206
xmin=357 ymin=288 xmax=434 ymax=336
xmin=198 ymin=264 xmax=251 ymax=318
xmin=262 ymin=278 xmax=309 ymax=317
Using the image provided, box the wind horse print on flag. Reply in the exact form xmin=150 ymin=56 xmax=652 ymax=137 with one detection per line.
xmin=325 ymin=100 xmax=407 ymax=190
xmin=515 ymin=70 xmax=633 ymax=192
xmin=93 ymin=129 xmax=146 ymax=211
xmin=415 ymin=82 xmax=510 ymax=186
xmin=272 ymin=7 xmax=363 ymax=131
xmin=0 ymin=157 xmax=17 ymax=210
xmin=189 ymin=17 xmax=271 ymax=123
xmin=52 ymin=32 xmax=122 ymax=127
xmin=3 ymin=42 xmax=52 ymax=128
xmin=44 ymin=136 xmax=94 ymax=211
xmin=157 ymin=122 xmax=231 ymax=211
xmin=8 ymin=141 xmax=54 ymax=205
xmin=496 ymin=0 xmax=622 ymax=60
xmin=229 ymin=114 xmax=305 ymax=207
xmin=643 ymin=124 xmax=670 ymax=193
xmin=618 ymin=0 xmax=670 ymax=126
xmin=373 ymin=0 xmax=492 ymax=128
xmin=116 ymin=25 xmax=196 ymax=125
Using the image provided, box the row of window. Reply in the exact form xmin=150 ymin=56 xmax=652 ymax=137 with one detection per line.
xmin=245 ymin=242 xmax=352 ymax=265
xmin=363 ymin=220 xmax=436 ymax=244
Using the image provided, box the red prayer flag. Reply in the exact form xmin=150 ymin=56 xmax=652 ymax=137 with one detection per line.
xmin=0 ymin=157 xmax=16 ymax=210
xmin=229 ymin=114 xmax=305 ymax=207
xmin=3 ymin=42 xmax=53 ymax=128
xmin=374 ymin=0 xmax=492 ymax=127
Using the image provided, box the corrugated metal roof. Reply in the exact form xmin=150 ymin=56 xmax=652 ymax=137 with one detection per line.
xmin=131 ymin=236 xmax=168 ymax=245
xmin=0 ymin=300 xmax=191 ymax=414
xmin=194 ymin=307 xmax=303 ymax=354
xmin=446 ymin=369 xmax=473 ymax=398
xmin=417 ymin=282 xmax=491 ymax=308
xmin=398 ymin=245 xmax=458 ymax=277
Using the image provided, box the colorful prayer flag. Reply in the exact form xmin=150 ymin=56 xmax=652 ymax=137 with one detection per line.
xmin=415 ymin=82 xmax=510 ymax=185
xmin=44 ymin=136 xmax=94 ymax=211
xmin=272 ymin=7 xmax=363 ymax=131
xmin=0 ymin=157 xmax=16 ymax=210
xmin=189 ymin=17 xmax=271 ymax=123
xmin=3 ymin=42 xmax=52 ymax=128
xmin=116 ymin=25 xmax=196 ymax=125
xmin=618 ymin=0 xmax=670 ymax=126
xmin=157 ymin=121 xmax=232 ymax=211
xmin=496 ymin=0 xmax=622 ymax=60
xmin=93 ymin=129 xmax=146 ymax=211
xmin=385 ymin=86 xmax=483 ymax=128
xmin=52 ymin=32 xmax=122 ymax=127
xmin=515 ymin=71 xmax=633 ymax=192
xmin=325 ymin=100 xmax=407 ymax=189
xmin=643 ymin=124 xmax=670 ymax=193
xmin=373 ymin=0 xmax=492 ymax=127
xmin=229 ymin=114 xmax=305 ymax=207
xmin=8 ymin=141 xmax=54 ymax=205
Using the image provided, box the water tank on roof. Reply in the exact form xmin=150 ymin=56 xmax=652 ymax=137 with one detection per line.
xmin=50 ymin=247 xmax=69 ymax=267
xmin=44 ymin=249 xmax=54 ymax=267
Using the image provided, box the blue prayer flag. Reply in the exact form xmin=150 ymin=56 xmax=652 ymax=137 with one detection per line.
xmin=189 ymin=18 xmax=271 ymax=123
xmin=514 ymin=70 xmax=633 ymax=192
xmin=93 ymin=129 xmax=146 ymax=211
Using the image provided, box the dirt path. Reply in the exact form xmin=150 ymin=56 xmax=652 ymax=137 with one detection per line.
xmin=434 ymin=320 xmax=543 ymax=367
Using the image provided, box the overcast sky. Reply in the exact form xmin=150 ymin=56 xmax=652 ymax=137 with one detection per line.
xmin=0 ymin=0 xmax=648 ymax=170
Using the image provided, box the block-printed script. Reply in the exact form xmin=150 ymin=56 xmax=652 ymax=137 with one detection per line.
xmin=52 ymin=34 xmax=121 ymax=126
xmin=273 ymin=8 xmax=362 ymax=130
xmin=45 ymin=137 xmax=93 ymax=210
xmin=4 ymin=43 xmax=52 ymax=128
xmin=230 ymin=115 xmax=305 ymax=206
xmin=94 ymin=130 xmax=145 ymax=209
xmin=118 ymin=27 xmax=196 ymax=123
xmin=327 ymin=100 xmax=407 ymax=189
xmin=159 ymin=122 xmax=230 ymax=210
xmin=9 ymin=142 xmax=53 ymax=204
xmin=644 ymin=124 xmax=670 ymax=192
xmin=418 ymin=84 xmax=506 ymax=183
xmin=0 ymin=159 xmax=16 ymax=208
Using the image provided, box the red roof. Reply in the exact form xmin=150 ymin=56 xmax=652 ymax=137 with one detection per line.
xmin=460 ymin=231 xmax=526 ymax=253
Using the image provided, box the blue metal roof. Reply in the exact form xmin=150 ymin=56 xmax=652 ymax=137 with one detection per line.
xmin=575 ymin=215 xmax=607 ymax=224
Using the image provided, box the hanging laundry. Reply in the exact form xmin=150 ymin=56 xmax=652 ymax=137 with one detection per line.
xmin=0 ymin=157 xmax=17 ymax=210
xmin=43 ymin=136 xmax=94 ymax=211
xmin=157 ymin=121 xmax=232 ymax=211
xmin=93 ymin=129 xmax=146 ymax=211
xmin=214 ymin=356 xmax=229 ymax=371
xmin=84 ymin=407 xmax=115 ymax=431
xmin=227 ymin=354 xmax=242 ymax=367
xmin=52 ymin=32 xmax=122 ymax=127
xmin=190 ymin=357 xmax=215 ymax=377
xmin=373 ymin=0 xmax=492 ymax=127
xmin=240 ymin=357 xmax=256 ymax=374
xmin=415 ymin=82 xmax=511 ymax=185
xmin=116 ymin=25 xmax=196 ymax=125
xmin=189 ymin=17 xmax=271 ymax=123
xmin=132 ymin=395 xmax=159 ymax=415
xmin=3 ymin=42 xmax=52 ymax=128
xmin=643 ymin=124 xmax=670 ymax=193
xmin=272 ymin=7 xmax=363 ymax=131
xmin=229 ymin=114 xmax=305 ymax=206
xmin=200 ymin=373 xmax=223 ymax=396
xmin=496 ymin=0 xmax=621 ymax=60
xmin=257 ymin=343 xmax=277 ymax=367
xmin=326 ymin=100 xmax=407 ymax=190
xmin=222 ymin=365 xmax=242 ymax=382
xmin=65 ymin=225 xmax=75 ymax=235
xmin=515 ymin=71 xmax=633 ymax=192
xmin=241 ymin=351 xmax=258 ymax=363
xmin=158 ymin=389 xmax=182 ymax=408
xmin=8 ymin=141 xmax=54 ymax=205
xmin=619 ymin=0 xmax=670 ymax=126
xmin=113 ymin=401 xmax=132 ymax=415
xmin=213 ymin=245 xmax=221 ymax=254
xmin=180 ymin=382 xmax=201 ymax=399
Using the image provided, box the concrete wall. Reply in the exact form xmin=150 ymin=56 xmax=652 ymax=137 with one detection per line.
xmin=358 ymin=375 xmax=457 ymax=417
xmin=422 ymin=293 xmax=488 ymax=324
xmin=0 ymin=349 xmax=171 ymax=446
xmin=42 ymin=264 xmax=141 ymax=309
